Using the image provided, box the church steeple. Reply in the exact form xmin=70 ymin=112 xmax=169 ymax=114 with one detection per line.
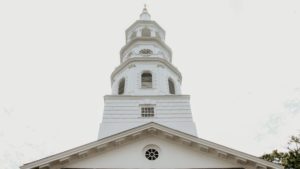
xmin=116 ymin=7 xmax=177 ymax=95
xmin=98 ymin=7 xmax=197 ymax=139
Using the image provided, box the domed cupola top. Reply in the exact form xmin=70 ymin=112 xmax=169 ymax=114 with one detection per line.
xmin=140 ymin=5 xmax=151 ymax=20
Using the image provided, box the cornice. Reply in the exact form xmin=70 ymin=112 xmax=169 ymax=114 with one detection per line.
xmin=20 ymin=122 xmax=283 ymax=169
xmin=20 ymin=123 xmax=160 ymax=169
xmin=120 ymin=37 xmax=172 ymax=61
xmin=110 ymin=57 xmax=182 ymax=84
xmin=104 ymin=95 xmax=190 ymax=100
xmin=125 ymin=20 xmax=165 ymax=36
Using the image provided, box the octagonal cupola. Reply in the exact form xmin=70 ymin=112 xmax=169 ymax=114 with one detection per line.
xmin=110 ymin=6 xmax=182 ymax=96
xmin=120 ymin=6 xmax=172 ymax=63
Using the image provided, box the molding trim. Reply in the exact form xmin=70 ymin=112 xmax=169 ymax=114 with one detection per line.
xmin=104 ymin=95 xmax=190 ymax=100
xmin=120 ymin=37 xmax=172 ymax=62
xmin=20 ymin=122 xmax=283 ymax=169
xmin=110 ymin=57 xmax=182 ymax=84
xmin=125 ymin=20 xmax=165 ymax=37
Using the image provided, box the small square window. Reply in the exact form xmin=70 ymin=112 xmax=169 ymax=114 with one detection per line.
xmin=141 ymin=106 xmax=154 ymax=117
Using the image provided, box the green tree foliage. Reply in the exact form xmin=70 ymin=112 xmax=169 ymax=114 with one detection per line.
xmin=261 ymin=135 xmax=300 ymax=169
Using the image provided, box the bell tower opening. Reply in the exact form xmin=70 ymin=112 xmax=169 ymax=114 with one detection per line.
xmin=118 ymin=78 xmax=125 ymax=95
xmin=141 ymin=27 xmax=151 ymax=37
xmin=141 ymin=72 xmax=152 ymax=88
xmin=168 ymin=78 xmax=175 ymax=94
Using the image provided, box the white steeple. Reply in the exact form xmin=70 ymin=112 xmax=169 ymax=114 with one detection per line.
xmin=98 ymin=7 xmax=197 ymax=139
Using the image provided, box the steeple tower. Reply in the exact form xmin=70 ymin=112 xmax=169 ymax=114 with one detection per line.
xmin=98 ymin=7 xmax=197 ymax=139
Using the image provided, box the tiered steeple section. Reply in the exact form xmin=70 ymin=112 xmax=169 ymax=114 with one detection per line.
xmin=121 ymin=6 xmax=171 ymax=64
xmin=98 ymin=7 xmax=197 ymax=139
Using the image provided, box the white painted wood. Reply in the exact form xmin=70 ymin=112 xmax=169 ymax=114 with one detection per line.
xmin=65 ymin=136 xmax=246 ymax=169
xmin=98 ymin=7 xmax=197 ymax=139
xmin=20 ymin=123 xmax=283 ymax=169
xmin=98 ymin=95 xmax=197 ymax=139
xmin=20 ymin=7 xmax=284 ymax=169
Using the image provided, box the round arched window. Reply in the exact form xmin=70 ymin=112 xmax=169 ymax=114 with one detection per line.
xmin=145 ymin=148 xmax=159 ymax=160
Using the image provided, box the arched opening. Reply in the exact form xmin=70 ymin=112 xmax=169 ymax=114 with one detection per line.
xmin=141 ymin=72 xmax=152 ymax=88
xmin=118 ymin=78 xmax=125 ymax=95
xmin=141 ymin=28 xmax=151 ymax=37
xmin=168 ymin=78 xmax=175 ymax=94
xmin=130 ymin=31 xmax=137 ymax=40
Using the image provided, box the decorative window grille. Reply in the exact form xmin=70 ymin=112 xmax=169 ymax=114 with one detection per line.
xmin=145 ymin=148 xmax=159 ymax=160
xmin=141 ymin=106 xmax=154 ymax=117
xmin=141 ymin=72 xmax=152 ymax=88
xmin=139 ymin=49 xmax=153 ymax=55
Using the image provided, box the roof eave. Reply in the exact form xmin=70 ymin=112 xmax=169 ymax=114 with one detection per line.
xmin=20 ymin=122 xmax=284 ymax=169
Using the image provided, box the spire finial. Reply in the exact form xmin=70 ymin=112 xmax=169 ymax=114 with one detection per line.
xmin=143 ymin=4 xmax=148 ymax=13
xmin=140 ymin=4 xmax=151 ymax=20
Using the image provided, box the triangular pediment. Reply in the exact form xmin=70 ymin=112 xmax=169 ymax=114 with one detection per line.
xmin=20 ymin=122 xmax=282 ymax=169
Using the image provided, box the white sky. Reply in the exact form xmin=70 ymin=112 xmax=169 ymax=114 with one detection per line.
xmin=1 ymin=1 xmax=300 ymax=169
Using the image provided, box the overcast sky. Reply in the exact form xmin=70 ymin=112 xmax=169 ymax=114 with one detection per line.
xmin=1 ymin=0 xmax=300 ymax=169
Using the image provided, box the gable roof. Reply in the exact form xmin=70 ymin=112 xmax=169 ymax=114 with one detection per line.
xmin=20 ymin=122 xmax=283 ymax=169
